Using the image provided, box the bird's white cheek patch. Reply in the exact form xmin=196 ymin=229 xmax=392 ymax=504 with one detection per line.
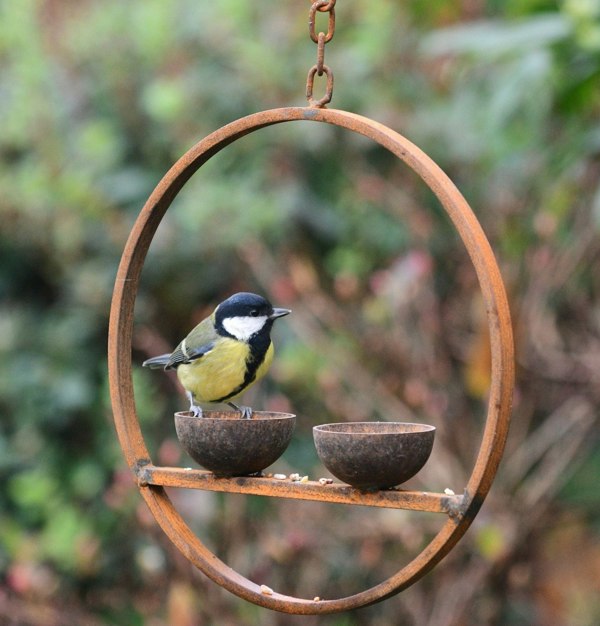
xmin=222 ymin=316 xmax=268 ymax=341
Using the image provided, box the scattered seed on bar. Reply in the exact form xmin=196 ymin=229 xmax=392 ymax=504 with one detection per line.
xmin=273 ymin=473 xmax=287 ymax=480
xmin=260 ymin=584 xmax=273 ymax=595
xmin=319 ymin=477 xmax=333 ymax=485
xmin=444 ymin=488 xmax=455 ymax=496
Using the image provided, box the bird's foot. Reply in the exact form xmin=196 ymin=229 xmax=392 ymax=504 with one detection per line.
xmin=227 ymin=402 xmax=253 ymax=419
xmin=186 ymin=391 xmax=203 ymax=417
xmin=191 ymin=405 xmax=204 ymax=418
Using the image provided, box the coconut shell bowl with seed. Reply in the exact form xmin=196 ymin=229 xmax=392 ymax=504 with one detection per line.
xmin=313 ymin=422 xmax=435 ymax=491
xmin=175 ymin=411 xmax=296 ymax=477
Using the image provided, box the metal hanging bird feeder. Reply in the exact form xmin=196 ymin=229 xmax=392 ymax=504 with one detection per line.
xmin=108 ymin=0 xmax=514 ymax=615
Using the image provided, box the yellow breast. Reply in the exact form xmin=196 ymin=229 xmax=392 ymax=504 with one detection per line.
xmin=176 ymin=339 xmax=274 ymax=404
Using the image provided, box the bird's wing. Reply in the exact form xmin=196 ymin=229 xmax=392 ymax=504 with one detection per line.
xmin=165 ymin=317 xmax=218 ymax=370
xmin=165 ymin=341 xmax=215 ymax=369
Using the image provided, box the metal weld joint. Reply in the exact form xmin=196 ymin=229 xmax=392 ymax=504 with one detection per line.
xmin=442 ymin=490 xmax=469 ymax=522
xmin=134 ymin=459 xmax=153 ymax=487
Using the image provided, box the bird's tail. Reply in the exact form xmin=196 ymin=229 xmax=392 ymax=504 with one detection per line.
xmin=142 ymin=354 xmax=171 ymax=369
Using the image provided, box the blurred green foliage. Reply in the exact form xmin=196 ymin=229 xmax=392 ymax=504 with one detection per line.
xmin=1 ymin=1 xmax=599 ymax=624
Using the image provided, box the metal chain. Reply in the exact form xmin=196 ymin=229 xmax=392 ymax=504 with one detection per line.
xmin=305 ymin=0 xmax=336 ymax=108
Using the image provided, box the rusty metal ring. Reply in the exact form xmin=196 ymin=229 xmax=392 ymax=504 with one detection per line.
xmin=108 ymin=107 xmax=513 ymax=614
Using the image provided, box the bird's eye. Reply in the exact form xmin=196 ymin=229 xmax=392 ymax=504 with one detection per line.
xmin=250 ymin=309 xmax=259 ymax=317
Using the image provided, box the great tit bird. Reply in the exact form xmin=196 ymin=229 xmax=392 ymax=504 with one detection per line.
xmin=142 ymin=292 xmax=291 ymax=418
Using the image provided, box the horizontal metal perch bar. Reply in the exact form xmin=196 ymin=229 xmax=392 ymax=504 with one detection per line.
xmin=135 ymin=463 xmax=466 ymax=517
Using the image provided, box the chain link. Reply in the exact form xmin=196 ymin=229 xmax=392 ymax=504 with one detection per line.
xmin=309 ymin=0 xmax=335 ymax=43
xmin=305 ymin=0 xmax=336 ymax=108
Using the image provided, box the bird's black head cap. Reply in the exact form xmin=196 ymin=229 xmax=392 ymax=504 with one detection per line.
xmin=215 ymin=292 xmax=273 ymax=325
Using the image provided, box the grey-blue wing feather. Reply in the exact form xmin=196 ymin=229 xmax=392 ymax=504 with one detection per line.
xmin=165 ymin=317 xmax=218 ymax=369
xmin=165 ymin=340 xmax=215 ymax=369
xmin=143 ymin=316 xmax=217 ymax=370
xmin=142 ymin=354 xmax=171 ymax=369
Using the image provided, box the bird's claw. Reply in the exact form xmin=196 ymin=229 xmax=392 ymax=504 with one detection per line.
xmin=186 ymin=391 xmax=203 ymax=417
xmin=239 ymin=405 xmax=253 ymax=419
xmin=228 ymin=401 xmax=253 ymax=419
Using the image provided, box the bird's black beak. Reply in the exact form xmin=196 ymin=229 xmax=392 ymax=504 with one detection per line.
xmin=269 ymin=307 xmax=291 ymax=319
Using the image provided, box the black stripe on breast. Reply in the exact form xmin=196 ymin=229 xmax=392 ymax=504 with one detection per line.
xmin=212 ymin=334 xmax=272 ymax=403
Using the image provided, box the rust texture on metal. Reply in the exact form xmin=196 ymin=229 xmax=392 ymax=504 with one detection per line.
xmin=108 ymin=107 xmax=514 ymax=614
xmin=306 ymin=0 xmax=336 ymax=107
xmin=135 ymin=464 xmax=463 ymax=514
xmin=309 ymin=0 xmax=335 ymax=43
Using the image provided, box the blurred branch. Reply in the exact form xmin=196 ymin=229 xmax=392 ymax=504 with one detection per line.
xmin=239 ymin=240 xmax=418 ymax=424
xmin=502 ymin=396 xmax=596 ymax=493
xmin=519 ymin=203 xmax=600 ymax=386
xmin=238 ymin=240 xmax=468 ymax=487
xmin=514 ymin=399 xmax=596 ymax=512
xmin=409 ymin=396 xmax=597 ymax=626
